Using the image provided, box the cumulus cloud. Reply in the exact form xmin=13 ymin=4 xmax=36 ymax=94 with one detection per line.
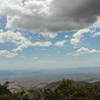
xmin=93 ymin=17 xmax=100 ymax=28
xmin=0 ymin=50 xmax=17 ymax=58
xmin=0 ymin=29 xmax=52 ymax=57
xmin=40 ymin=32 xmax=58 ymax=39
xmin=65 ymin=35 xmax=68 ymax=38
xmin=74 ymin=47 xmax=100 ymax=56
xmin=71 ymin=28 xmax=90 ymax=45
xmin=55 ymin=40 xmax=66 ymax=46
xmin=0 ymin=0 xmax=100 ymax=57
xmin=0 ymin=29 xmax=28 ymax=45
xmin=0 ymin=0 xmax=100 ymax=33
xmin=92 ymin=32 xmax=100 ymax=38
xmin=13 ymin=41 xmax=52 ymax=53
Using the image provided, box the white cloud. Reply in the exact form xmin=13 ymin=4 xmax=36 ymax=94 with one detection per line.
xmin=71 ymin=28 xmax=90 ymax=45
xmin=0 ymin=50 xmax=17 ymax=58
xmin=65 ymin=35 xmax=68 ymax=38
xmin=40 ymin=32 xmax=58 ymax=39
xmin=13 ymin=41 xmax=52 ymax=53
xmin=0 ymin=29 xmax=31 ymax=57
xmin=0 ymin=0 xmax=100 ymax=57
xmin=32 ymin=41 xmax=52 ymax=46
xmin=55 ymin=40 xmax=66 ymax=46
xmin=92 ymin=32 xmax=100 ymax=38
xmin=0 ymin=0 xmax=100 ymax=33
xmin=1 ymin=0 xmax=53 ymax=31
xmin=0 ymin=29 xmax=28 ymax=45
xmin=0 ymin=29 xmax=52 ymax=57
xmin=74 ymin=47 xmax=100 ymax=56
xmin=93 ymin=17 xmax=100 ymax=28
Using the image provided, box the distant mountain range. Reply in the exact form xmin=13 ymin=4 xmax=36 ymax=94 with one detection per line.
xmin=8 ymin=79 xmax=100 ymax=93
xmin=0 ymin=67 xmax=100 ymax=84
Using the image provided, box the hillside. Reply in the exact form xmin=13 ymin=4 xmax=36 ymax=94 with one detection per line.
xmin=0 ymin=80 xmax=100 ymax=100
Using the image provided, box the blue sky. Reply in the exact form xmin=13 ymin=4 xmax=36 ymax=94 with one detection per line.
xmin=0 ymin=0 xmax=100 ymax=70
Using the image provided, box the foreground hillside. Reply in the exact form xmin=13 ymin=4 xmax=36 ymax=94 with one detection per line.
xmin=0 ymin=80 xmax=100 ymax=100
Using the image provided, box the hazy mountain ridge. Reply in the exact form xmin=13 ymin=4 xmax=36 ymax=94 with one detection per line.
xmin=0 ymin=67 xmax=100 ymax=92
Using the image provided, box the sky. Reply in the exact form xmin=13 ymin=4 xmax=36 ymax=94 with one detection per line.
xmin=0 ymin=0 xmax=100 ymax=70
